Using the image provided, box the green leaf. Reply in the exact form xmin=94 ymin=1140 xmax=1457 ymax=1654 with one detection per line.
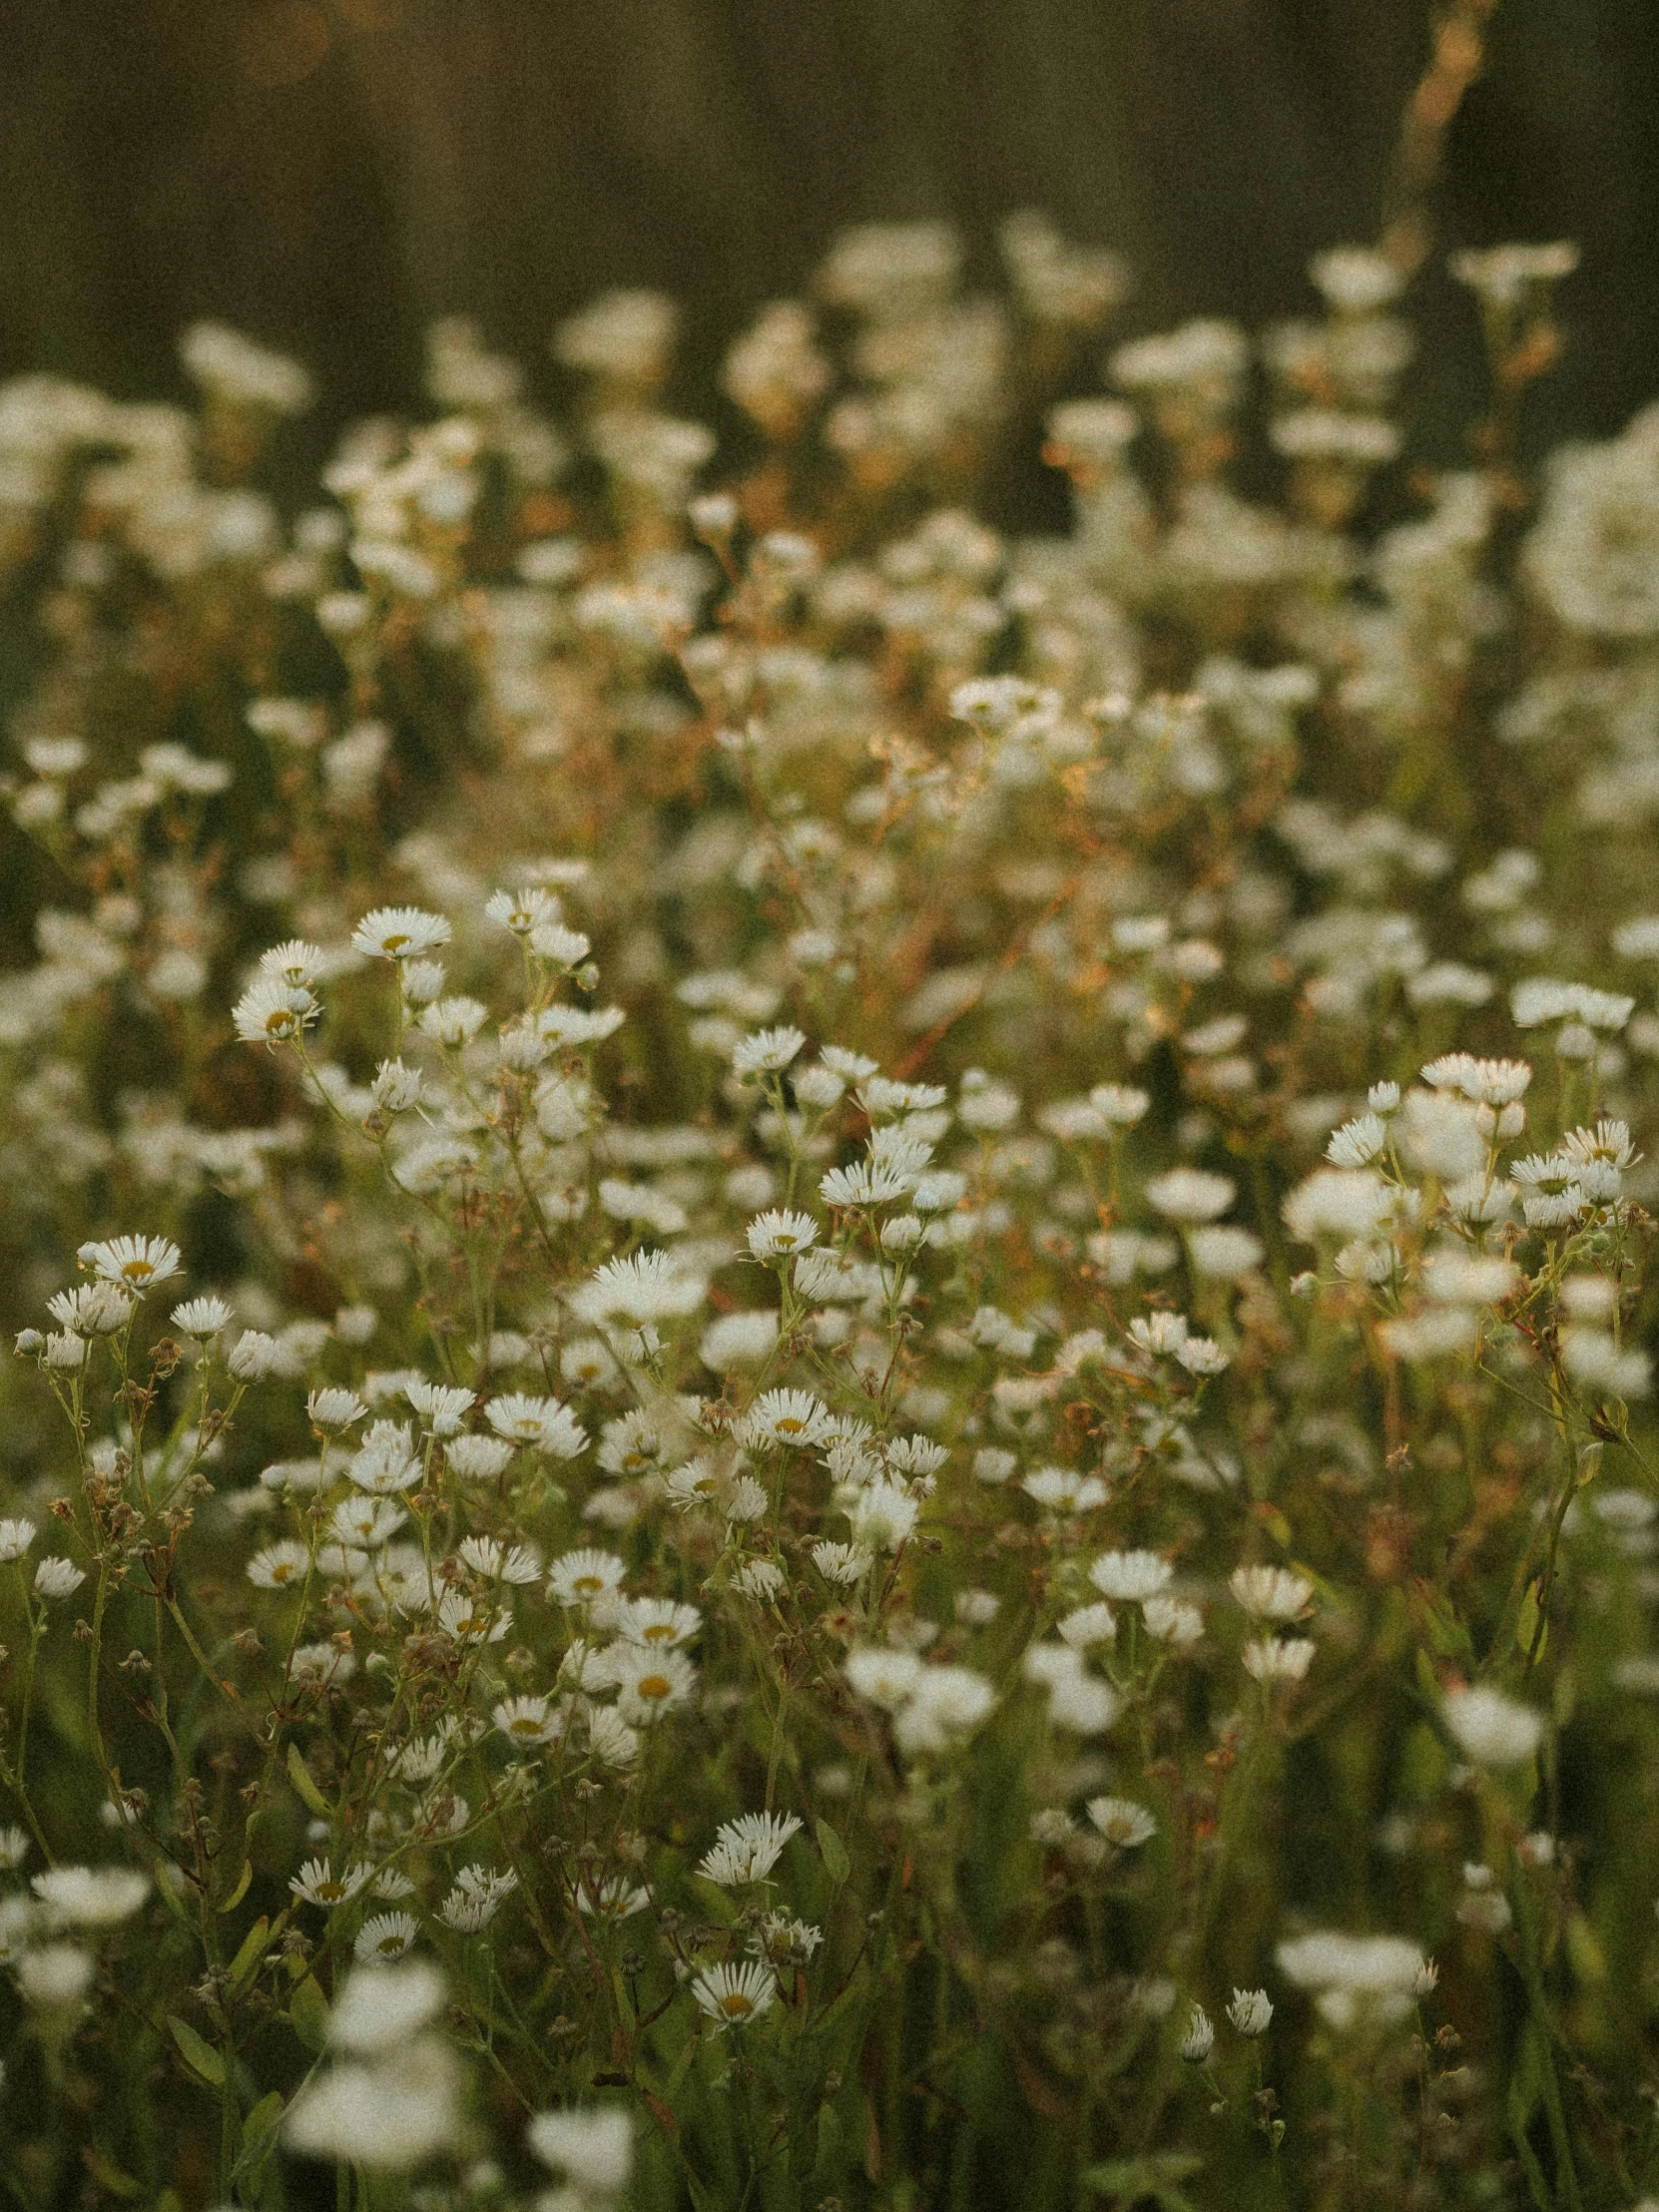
xmin=168 ymin=2013 xmax=226 ymax=2087
xmin=288 ymin=1969 xmax=330 ymax=2053
xmin=1086 ymin=2152 xmax=1204 ymax=2211
xmin=217 ymin=1859 xmax=253 ymax=1914
xmin=233 ymin=2090 xmax=286 ymax=2186
xmin=285 ymin=1741 xmax=331 ymax=1818
xmin=80 ymin=2148 xmax=143 ymax=2199
xmin=684 ymin=2167 xmax=723 ymax=2212
xmin=817 ymin=1819 xmax=850 ymax=1887
xmin=1513 ymin=1578 xmax=1542 ymax=1659
xmin=227 ymin=1914 xmax=271 ymax=1998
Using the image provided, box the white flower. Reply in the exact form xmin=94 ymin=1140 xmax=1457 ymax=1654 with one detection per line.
xmin=812 ymin=1539 xmax=872 ymax=1587
xmin=350 ymin=906 xmax=452 ymax=960
xmin=1086 ymin=1798 xmax=1157 ymax=1847
xmin=1227 ymin=1987 xmax=1274 ymax=2036
xmin=248 ymin=1540 xmax=310 ymax=1589
xmin=1057 ymin=1602 xmax=1117 ymax=1648
xmin=701 ymin=1311 xmax=780 ymax=1372
xmin=845 ymin=1646 xmax=924 ymax=1710
xmin=485 ymin=885 xmax=559 ymax=935
xmin=1089 ymin=1549 xmax=1172 ymax=1603
xmin=692 ymin=1958 xmax=778 ymax=2028
xmin=1275 ymin=1931 xmax=1431 ymax=2025
xmin=1187 ymin=1226 xmax=1264 ymax=1279
xmin=609 ymin=1645 xmax=697 ymax=1724
xmin=0 ymin=1519 xmax=36 ymax=1564
xmin=79 ymin=1235 xmax=182 ymax=1292
xmin=1283 ymin=1168 xmax=1393 ymax=1243
xmin=1141 ymin=1596 xmax=1204 ymax=1647
xmin=747 ymin=1209 xmax=819 ymax=1260
xmin=1561 ymin=1329 xmax=1651 ymax=1398
xmin=484 ymin=1392 xmax=588 ymax=1457
xmin=1242 ymin=1636 xmax=1315 ymax=1682
xmin=527 ymin=2108 xmax=633 ymax=2199
xmin=290 ymin=1859 xmax=373 ymax=1908
xmin=439 ymin=1865 xmax=519 ymax=1931
xmin=404 ymin=1380 xmax=476 ymax=1433
xmin=1179 ymin=2002 xmax=1215 ymax=2061
xmin=172 ymin=1296 xmax=232 ymax=1339
xmin=18 ymin=1943 xmax=95 ymax=2014
xmin=737 ymin=1388 xmax=831 ymax=1449
xmin=849 ymin=1479 xmax=920 ymax=1553
xmin=30 ymin=1866 xmax=149 ymax=1927
xmin=1442 ymin=1684 xmax=1544 ymax=1765
xmin=307 ymin=1385 xmax=365 ymax=1430
xmin=1326 ymin=1114 xmax=1387 ymax=1168
xmin=1144 ymin=1168 xmax=1236 ymax=1223
xmin=492 ymin=1695 xmax=563 ymax=1748
xmin=34 ymin=1558 xmax=87 ymax=1600
xmin=572 ymin=1250 xmax=708 ymax=1326
xmin=283 ymin=2036 xmax=459 ymax=2169
xmin=354 ymin=1913 xmax=419 ymax=1963
xmin=732 ymin=1025 xmax=807 ymax=1076
xmin=233 ymin=975 xmax=318 ymax=1045
xmin=228 ymin=1330 xmax=280 ymax=1381
xmin=892 ymin=1665 xmax=995 ymax=1754
xmin=1230 ymin=1565 xmax=1313 ymax=1620
xmin=698 ymin=1812 xmax=804 ymax=1886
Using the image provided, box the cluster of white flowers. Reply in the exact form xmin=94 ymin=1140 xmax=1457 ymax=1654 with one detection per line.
xmin=0 ymin=206 xmax=1652 ymax=2205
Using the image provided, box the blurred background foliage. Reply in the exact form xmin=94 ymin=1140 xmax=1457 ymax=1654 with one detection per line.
xmin=1 ymin=0 xmax=1655 ymax=467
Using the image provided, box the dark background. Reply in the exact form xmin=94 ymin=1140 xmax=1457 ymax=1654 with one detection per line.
xmin=0 ymin=0 xmax=1653 ymax=454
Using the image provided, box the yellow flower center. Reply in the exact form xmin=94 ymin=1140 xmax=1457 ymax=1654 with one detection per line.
xmin=720 ymin=1991 xmax=753 ymax=2017
xmin=638 ymin=1673 xmax=672 ymax=1700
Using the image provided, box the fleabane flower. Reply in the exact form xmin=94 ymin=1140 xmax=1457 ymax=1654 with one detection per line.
xmin=1144 ymin=1168 xmax=1236 ymax=1223
xmin=354 ymin=1913 xmax=419 ymax=1963
xmin=1086 ymin=1798 xmax=1157 ymax=1847
xmin=79 ymin=1235 xmax=182 ymax=1293
xmin=1179 ymin=2003 xmax=1215 ymax=2061
xmin=737 ymin=1388 xmax=831 ymax=1449
xmin=234 ymin=974 xmax=319 ymax=1046
xmin=484 ymin=1392 xmax=587 ymax=1457
xmin=350 ymin=906 xmax=452 ymax=960
xmin=1089 ymin=1549 xmax=1173 ymax=1604
xmin=548 ymin=1549 xmax=628 ymax=1607
xmin=31 ymin=1866 xmax=150 ymax=1927
xmin=172 ymin=1296 xmax=232 ymax=1339
xmin=35 ymin=1558 xmax=87 ymax=1599
xmin=692 ymin=1959 xmax=777 ymax=2028
xmin=1230 ymin=1565 xmax=1313 ymax=1620
xmin=492 ymin=1695 xmax=563 ymax=1748
xmin=1228 ymin=1987 xmax=1273 ymax=2036
xmin=0 ymin=1519 xmax=37 ymax=1564
xmin=609 ymin=1644 xmax=698 ymax=1724
xmin=698 ymin=1811 xmax=804 ymax=1887
xmin=248 ymin=1540 xmax=310 ymax=1589
xmin=732 ymin=1025 xmax=807 ymax=1077
xmin=290 ymin=1859 xmax=373 ymax=1908
xmin=747 ymin=1209 xmax=819 ymax=1261
xmin=1442 ymin=1684 xmax=1544 ymax=1765
xmin=527 ymin=2109 xmax=633 ymax=2200
xmin=485 ymin=885 xmax=559 ymax=935
xmin=404 ymin=1380 xmax=476 ymax=1434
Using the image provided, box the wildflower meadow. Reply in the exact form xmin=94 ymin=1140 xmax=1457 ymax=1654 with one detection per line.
xmin=0 ymin=127 xmax=1656 ymax=2212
